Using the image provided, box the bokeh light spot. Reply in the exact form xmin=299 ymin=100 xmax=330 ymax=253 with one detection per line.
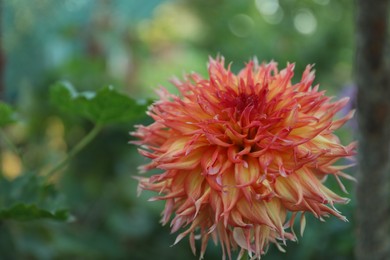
xmin=313 ymin=0 xmax=330 ymax=6
xmin=262 ymin=7 xmax=284 ymax=24
xmin=255 ymin=0 xmax=279 ymax=16
xmin=294 ymin=9 xmax=317 ymax=35
xmin=228 ymin=14 xmax=254 ymax=38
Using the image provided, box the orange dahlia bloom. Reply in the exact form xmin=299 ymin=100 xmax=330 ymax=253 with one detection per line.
xmin=132 ymin=57 xmax=356 ymax=259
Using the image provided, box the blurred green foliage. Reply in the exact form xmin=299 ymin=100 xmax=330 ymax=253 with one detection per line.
xmin=0 ymin=102 xmax=16 ymax=126
xmin=50 ymin=82 xmax=151 ymax=125
xmin=1 ymin=0 xmax=356 ymax=259
xmin=0 ymin=204 xmax=69 ymax=222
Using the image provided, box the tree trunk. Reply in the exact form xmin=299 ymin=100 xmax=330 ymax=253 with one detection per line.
xmin=0 ymin=0 xmax=4 ymax=100
xmin=355 ymin=0 xmax=390 ymax=259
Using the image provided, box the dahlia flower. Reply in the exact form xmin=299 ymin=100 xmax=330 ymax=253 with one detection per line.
xmin=132 ymin=57 xmax=356 ymax=259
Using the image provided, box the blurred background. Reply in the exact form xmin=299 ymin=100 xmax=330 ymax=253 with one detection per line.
xmin=1 ymin=0 xmax=356 ymax=259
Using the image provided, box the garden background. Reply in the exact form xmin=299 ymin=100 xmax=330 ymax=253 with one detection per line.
xmin=0 ymin=0 xmax=371 ymax=259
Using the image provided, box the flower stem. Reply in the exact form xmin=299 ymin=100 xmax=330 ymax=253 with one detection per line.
xmin=45 ymin=123 xmax=103 ymax=178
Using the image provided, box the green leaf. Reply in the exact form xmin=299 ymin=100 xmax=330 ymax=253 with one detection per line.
xmin=0 ymin=204 xmax=71 ymax=221
xmin=0 ymin=173 xmax=69 ymax=221
xmin=0 ymin=102 xmax=16 ymax=126
xmin=50 ymin=82 xmax=151 ymax=124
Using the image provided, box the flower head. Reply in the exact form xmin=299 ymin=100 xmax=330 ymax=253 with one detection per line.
xmin=131 ymin=57 xmax=356 ymax=259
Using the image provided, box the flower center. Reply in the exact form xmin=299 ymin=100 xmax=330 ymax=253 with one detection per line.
xmin=220 ymin=91 xmax=262 ymax=115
